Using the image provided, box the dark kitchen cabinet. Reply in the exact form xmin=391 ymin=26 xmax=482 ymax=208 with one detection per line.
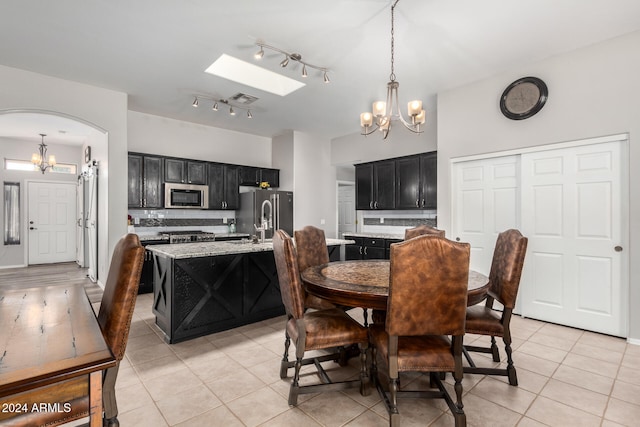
xmin=396 ymin=152 xmax=437 ymax=209
xmin=140 ymin=239 xmax=169 ymax=294
xmin=208 ymin=163 xmax=239 ymax=210
xmin=164 ymin=158 xmax=207 ymax=184
xmin=239 ymin=166 xmax=280 ymax=188
xmin=355 ymin=160 xmax=396 ymax=210
xmin=128 ymin=153 xmax=163 ymax=208
xmin=345 ymin=236 xmax=388 ymax=260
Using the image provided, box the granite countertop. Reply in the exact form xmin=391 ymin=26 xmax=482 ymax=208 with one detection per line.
xmin=146 ymin=238 xmax=354 ymax=259
xmin=341 ymin=232 xmax=404 ymax=240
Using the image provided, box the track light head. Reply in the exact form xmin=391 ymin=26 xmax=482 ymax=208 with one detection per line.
xmin=212 ymin=102 xmax=218 ymax=111
xmin=323 ymin=72 xmax=330 ymax=83
xmin=229 ymin=106 xmax=235 ymax=116
xmin=280 ymin=56 xmax=289 ymax=67
xmin=192 ymin=97 xmax=199 ymax=107
xmin=247 ymin=110 xmax=252 ymax=119
xmin=301 ymin=64 xmax=308 ymax=78
xmin=254 ymin=47 xmax=264 ymax=59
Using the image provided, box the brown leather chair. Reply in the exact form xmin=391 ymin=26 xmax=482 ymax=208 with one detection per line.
xmin=369 ymin=235 xmax=470 ymax=427
xmin=463 ymin=229 xmax=528 ymax=386
xmin=9 ymin=233 xmax=144 ymax=427
xmin=273 ymin=230 xmax=369 ymax=406
xmin=294 ymin=225 xmax=336 ymax=311
xmin=404 ymin=224 xmax=445 ymax=240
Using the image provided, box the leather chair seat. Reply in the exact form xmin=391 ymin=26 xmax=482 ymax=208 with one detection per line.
xmin=465 ymin=305 xmax=504 ymax=336
xmin=369 ymin=325 xmax=455 ymax=371
xmin=286 ymin=308 xmax=368 ymax=350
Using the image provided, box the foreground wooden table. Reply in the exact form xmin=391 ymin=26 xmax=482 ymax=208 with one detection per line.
xmin=301 ymin=260 xmax=489 ymax=311
xmin=0 ymin=285 xmax=115 ymax=426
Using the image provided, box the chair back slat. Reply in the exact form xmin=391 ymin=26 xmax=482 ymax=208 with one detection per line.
xmin=488 ymin=229 xmax=528 ymax=309
xmin=387 ymin=235 xmax=469 ymax=336
xmin=273 ymin=229 xmax=305 ymax=319
xmin=97 ymin=233 xmax=144 ymax=361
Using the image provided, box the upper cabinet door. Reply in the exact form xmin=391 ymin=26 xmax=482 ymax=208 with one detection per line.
xmin=164 ymin=158 xmax=185 ymax=183
xmin=128 ymin=154 xmax=143 ymax=208
xmin=187 ymin=161 xmax=207 ymax=184
xmin=374 ymin=160 xmax=396 ymax=209
xmin=143 ymin=156 xmax=163 ymax=208
xmin=355 ymin=164 xmax=374 ymax=210
xmin=420 ymin=152 xmax=437 ymax=209
xmin=396 ymin=156 xmax=421 ymax=209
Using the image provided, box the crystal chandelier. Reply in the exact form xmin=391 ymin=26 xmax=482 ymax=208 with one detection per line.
xmin=31 ymin=133 xmax=56 ymax=174
xmin=360 ymin=0 xmax=425 ymax=139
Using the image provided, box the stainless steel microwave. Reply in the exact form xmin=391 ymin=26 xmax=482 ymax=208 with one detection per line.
xmin=164 ymin=183 xmax=209 ymax=209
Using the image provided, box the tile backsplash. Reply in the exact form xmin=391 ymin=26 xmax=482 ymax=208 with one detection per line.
xmin=358 ymin=210 xmax=437 ymax=236
xmin=128 ymin=209 xmax=235 ymax=235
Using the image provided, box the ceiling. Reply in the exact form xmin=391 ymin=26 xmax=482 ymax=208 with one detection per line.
xmin=2 ymin=0 xmax=640 ymax=143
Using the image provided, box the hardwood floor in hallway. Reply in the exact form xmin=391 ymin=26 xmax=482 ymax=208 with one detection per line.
xmin=0 ymin=262 xmax=103 ymax=303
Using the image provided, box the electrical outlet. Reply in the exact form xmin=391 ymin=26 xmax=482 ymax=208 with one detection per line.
xmin=380 ymin=217 xmax=384 ymax=224
xmin=223 ymin=217 xmax=228 ymax=224
xmin=134 ymin=217 xmax=140 ymax=225
xmin=320 ymin=219 xmax=326 ymax=225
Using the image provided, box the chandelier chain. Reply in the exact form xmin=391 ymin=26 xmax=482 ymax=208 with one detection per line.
xmin=390 ymin=0 xmax=399 ymax=81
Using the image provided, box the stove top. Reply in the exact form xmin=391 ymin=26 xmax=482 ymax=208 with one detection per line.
xmin=162 ymin=230 xmax=216 ymax=243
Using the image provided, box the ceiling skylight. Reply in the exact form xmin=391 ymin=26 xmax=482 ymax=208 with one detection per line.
xmin=205 ymin=54 xmax=305 ymax=96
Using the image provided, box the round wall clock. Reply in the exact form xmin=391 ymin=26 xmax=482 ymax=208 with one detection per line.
xmin=500 ymin=76 xmax=548 ymax=120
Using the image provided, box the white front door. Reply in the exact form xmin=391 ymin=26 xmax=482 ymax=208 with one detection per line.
xmin=520 ymin=140 xmax=626 ymax=336
xmin=451 ymin=155 xmax=519 ymax=275
xmin=28 ymin=181 xmax=77 ymax=265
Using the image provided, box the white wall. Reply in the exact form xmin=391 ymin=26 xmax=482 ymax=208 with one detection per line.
xmin=437 ymin=31 xmax=640 ymax=340
xmin=0 ymin=65 xmax=127 ymax=285
xmin=128 ymin=111 xmax=271 ymax=166
xmin=272 ymin=132 xmax=294 ymax=192
xmin=330 ymin=113 xmax=438 ymax=166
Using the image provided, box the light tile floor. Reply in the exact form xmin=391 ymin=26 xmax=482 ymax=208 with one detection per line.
xmin=98 ymin=294 xmax=640 ymax=426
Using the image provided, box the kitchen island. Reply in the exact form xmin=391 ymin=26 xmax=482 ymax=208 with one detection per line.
xmin=146 ymin=238 xmax=352 ymax=343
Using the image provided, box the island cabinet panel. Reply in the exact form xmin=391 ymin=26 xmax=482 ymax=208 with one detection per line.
xmin=152 ymin=252 xmax=284 ymax=343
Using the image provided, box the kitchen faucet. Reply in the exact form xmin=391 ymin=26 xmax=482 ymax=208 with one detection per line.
xmin=254 ymin=199 xmax=273 ymax=243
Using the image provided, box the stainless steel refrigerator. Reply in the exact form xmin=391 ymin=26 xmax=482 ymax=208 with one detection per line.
xmin=237 ymin=190 xmax=293 ymax=239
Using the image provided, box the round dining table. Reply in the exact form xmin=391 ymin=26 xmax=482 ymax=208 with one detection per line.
xmin=301 ymin=260 xmax=489 ymax=311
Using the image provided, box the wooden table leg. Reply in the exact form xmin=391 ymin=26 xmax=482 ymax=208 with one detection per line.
xmin=89 ymin=370 xmax=103 ymax=427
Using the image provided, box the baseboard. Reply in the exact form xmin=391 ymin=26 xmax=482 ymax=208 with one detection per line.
xmin=627 ymin=337 xmax=640 ymax=346
xmin=0 ymin=263 xmax=27 ymax=269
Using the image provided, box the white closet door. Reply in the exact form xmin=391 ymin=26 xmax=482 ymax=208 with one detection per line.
xmin=452 ymin=155 xmax=519 ymax=275
xmin=520 ymin=140 xmax=625 ymax=336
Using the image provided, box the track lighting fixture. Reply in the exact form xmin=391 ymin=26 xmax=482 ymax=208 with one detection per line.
xmin=254 ymin=41 xmax=329 ymax=81
xmin=191 ymin=96 xmax=255 ymax=119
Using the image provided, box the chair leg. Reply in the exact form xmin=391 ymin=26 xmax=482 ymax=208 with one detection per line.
xmin=280 ymin=333 xmax=291 ymax=379
xmin=359 ymin=343 xmax=370 ymax=396
xmin=453 ymin=370 xmax=466 ymax=427
xmin=288 ymin=357 xmax=303 ymax=406
xmin=490 ymin=336 xmax=500 ymax=362
xmin=363 ymin=308 xmax=368 ymax=327
xmin=504 ymin=337 xmax=518 ymax=386
xmin=389 ymin=376 xmax=400 ymax=421
xmin=102 ymin=364 xmax=120 ymax=425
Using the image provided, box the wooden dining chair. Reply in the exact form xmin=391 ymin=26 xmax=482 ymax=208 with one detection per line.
xmin=294 ymin=225 xmax=337 ymax=311
xmin=463 ymin=229 xmax=528 ymax=386
xmin=369 ymin=235 xmax=470 ymax=427
xmin=404 ymin=224 xmax=445 ymax=240
xmin=9 ymin=233 xmax=144 ymax=427
xmin=273 ymin=229 xmax=370 ymax=406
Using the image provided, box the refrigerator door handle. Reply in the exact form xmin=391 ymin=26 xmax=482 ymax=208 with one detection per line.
xmin=275 ymin=194 xmax=280 ymax=231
